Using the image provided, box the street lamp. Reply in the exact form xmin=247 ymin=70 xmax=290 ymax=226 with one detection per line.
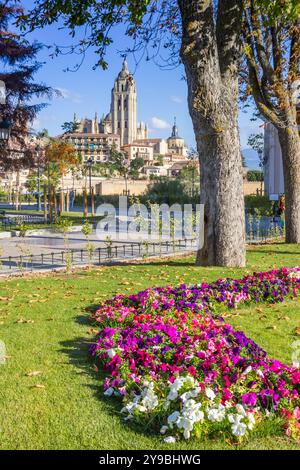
xmin=36 ymin=144 xmax=42 ymax=211
xmin=87 ymin=157 xmax=93 ymax=195
xmin=0 ymin=80 xmax=11 ymax=140
xmin=86 ymin=157 xmax=93 ymax=205
xmin=258 ymin=148 xmax=264 ymax=195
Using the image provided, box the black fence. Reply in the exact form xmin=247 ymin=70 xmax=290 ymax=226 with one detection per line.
xmin=0 ymin=238 xmax=197 ymax=274
xmin=245 ymin=215 xmax=285 ymax=242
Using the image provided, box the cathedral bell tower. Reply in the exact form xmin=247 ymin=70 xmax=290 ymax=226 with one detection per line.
xmin=111 ymin=59 xmax=137 ymax=146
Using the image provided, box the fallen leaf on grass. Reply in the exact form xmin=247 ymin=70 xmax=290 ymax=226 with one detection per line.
xmin=87 ymin=328 xmax=100 ymax=335
xmin=30 ymin=384 xmax=45 ymax=389
xmin=26 ymin=371 xmax=42 ymax=377
xmin=294 ymin=327 xmax=300 ymax=336
xmin=17 ymin=318 xmax=35 ymax=324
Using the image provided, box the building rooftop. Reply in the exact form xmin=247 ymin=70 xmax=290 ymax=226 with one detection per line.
xmin=63 ymin=133 xmax=120 ymax=138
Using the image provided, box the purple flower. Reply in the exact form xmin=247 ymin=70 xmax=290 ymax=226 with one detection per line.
xmin=242 ymin=392 xmax=257 ymax=407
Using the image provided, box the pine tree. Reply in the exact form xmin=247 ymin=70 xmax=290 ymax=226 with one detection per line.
xmin=0 ymin=0 xmax=52 ymax=171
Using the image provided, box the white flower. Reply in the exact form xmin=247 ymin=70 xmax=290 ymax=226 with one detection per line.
xmin=231 ymin=421 xmax=247 ymax=437
xmin=242 ymin=366 xmax=252 ymax=375
xmin=172 ymin=378 xmax=184 ymax=389
xmin=107 ymin=349 xmax=117 ymax=358
xmin=205 ymin=388 xmax=216 ymax=400
xmin=137 ymin=405 xmax=147 ymax=413
xmin=177 ymin=416 xmax=194 ymax=432
xmin=141 ymin=387 xmax=158 ymax=411
xmin=183 ymin=429 xmax=191 ymax=440
xmin=181 ymin=388 xmax=201 ymax=402
xmin=168 ymin=411 xmax=180 ymax=425
xmin=167 ymin=389 xmax=178 ymax=401
xmin=182 ymin=399 xmax=204 ymax=423
xmin=228 ymin=413 xmax=242 ymax=424
xmin=288 ymin=270 xmax=300 ymax=279
xmin=164 ymin=436 xmax=176 ymax=444
xmin=160 ymin=425 xmax=168 ymax=435
xmin=256 ymin=369 xmax=264 ymax=378
xmin=121 ymin=402 xmax=137 ymax=413
xmin=207 ymin=405 xmax=226 ymax=422
xmin=235 ymin=404 xmax=247 ymax=416
xmin=104 ymin=387 xmax=114 ymax=396
xmin=247 ymin=412 xmax=256 ymax=430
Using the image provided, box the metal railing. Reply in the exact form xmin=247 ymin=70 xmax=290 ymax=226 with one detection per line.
xmin=246 ymin=215 xmax=285 ymax=243
xmin=0 ymin=238 xmax=197 ymax=275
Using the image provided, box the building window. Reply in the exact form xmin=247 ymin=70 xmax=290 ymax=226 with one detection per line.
xmin=125 ymin=121 xmax=127 ymax=129
xmin=118 ymin=121 xmax=120 ymax=129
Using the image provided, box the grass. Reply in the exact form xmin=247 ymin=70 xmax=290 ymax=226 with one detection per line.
xmin=0 ymin=243 xmax=300 ymax=450
xmin=0 ymin=211 xmax=103 ymax=232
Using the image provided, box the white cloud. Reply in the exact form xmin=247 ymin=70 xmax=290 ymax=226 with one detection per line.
xmin=151 ymin=117 xmax=171 ymax=130
xmin=56 ymin=87 xmax=82 ymax=104
xmin=171 ymin=95 xmax=183 ymax=104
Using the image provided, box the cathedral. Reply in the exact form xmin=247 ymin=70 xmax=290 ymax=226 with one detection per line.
xmin=75 ymin=60 xmax=148 ymax=146
xmin=67 ymin=60 xmax=189 ymax=170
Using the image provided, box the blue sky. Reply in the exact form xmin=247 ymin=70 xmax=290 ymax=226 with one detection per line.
xmin=22 ymin=0 xmax=263 ymax=169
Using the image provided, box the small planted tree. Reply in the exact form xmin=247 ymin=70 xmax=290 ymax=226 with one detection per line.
xmin=44 ymin=140 xmax=80 ymax=221
xmin=108 ymin=146 xmax=143 ymax=194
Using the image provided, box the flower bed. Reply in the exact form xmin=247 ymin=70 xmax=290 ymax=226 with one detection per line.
xmin=90 ymin=267 xmax=300 ymax=443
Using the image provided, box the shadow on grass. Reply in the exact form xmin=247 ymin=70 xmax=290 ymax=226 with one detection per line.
xmin=59 ymin=313 xmax=158 ymax=439
xmin=249 ymin=249 xmax=300 ymax=256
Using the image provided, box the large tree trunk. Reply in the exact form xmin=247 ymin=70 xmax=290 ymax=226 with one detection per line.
xmin=277 ymin=125 xmax=300 ymax=244
xmin=178 ymin=0 xmax=246 ymax=267
xmin=196 ymin=123 xmax=245 ymax=266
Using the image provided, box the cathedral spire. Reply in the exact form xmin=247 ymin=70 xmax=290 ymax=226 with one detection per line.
xmin=119 ymin=57 xmax=129 ymax=78
xmin=122 ymin=57 xmax=129 ymax=73
xmin=171 ymin=117 xmax=178 ymax=138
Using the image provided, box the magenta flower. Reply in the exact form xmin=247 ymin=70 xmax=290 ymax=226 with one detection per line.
xmin=242 ymin=393 xmax=257 ymax=407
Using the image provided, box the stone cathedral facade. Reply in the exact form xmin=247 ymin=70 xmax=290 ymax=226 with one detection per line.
xmin=76 ymin=60 xmax=148 ymax=146
xmin=65 ymin=60 xmax=189 ymax=172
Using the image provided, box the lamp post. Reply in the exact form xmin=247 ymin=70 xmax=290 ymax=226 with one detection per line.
xmin=86 ymin=157 xmax=93 ymax=203
xmin=258 ymin=148 xmax=264 ymax=195
xmin=0 ymin=80 xmax=11 ymax=141
xmin=36 ymin=144 xmax=41 ymax=211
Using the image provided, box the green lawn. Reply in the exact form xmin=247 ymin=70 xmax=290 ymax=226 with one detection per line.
xmin=0 ymin=243 xmax=300 ymax=450
xmin=0 ymin=211 xmax=102 ymax=232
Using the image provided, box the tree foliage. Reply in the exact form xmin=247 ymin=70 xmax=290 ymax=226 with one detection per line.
xmin=0 ymin=0 xmax=53 ymax=171
xmin=18 ymin=1 xmax=179 ymax=70
xmin=241 ymin=1 xmax=300 ymax=127
xmin=61 ymin=120 xmax=79 ymax=134
xmin=44 ymin=140 xmax=81 ymax=176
